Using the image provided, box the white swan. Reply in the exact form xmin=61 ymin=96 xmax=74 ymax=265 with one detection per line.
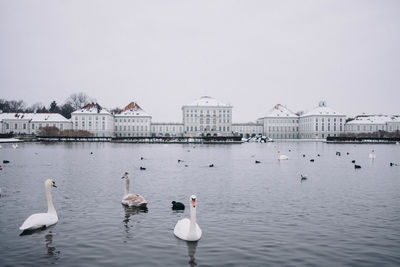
xmin=19 ymin=179 xmax=58 ymax=231
xmin=12 ymin=143 xmax=18 ymax=149
xmin=121 ymin=172 xmax=147 ymax=209
xmin=369 ymin=150 xmax=376 ymax=159
xmin=174 ymin=195 xmax=202 ymax=241
xmin=277 ymin=151 xmax=289 ymax=160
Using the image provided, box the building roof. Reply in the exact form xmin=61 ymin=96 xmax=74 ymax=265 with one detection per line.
xmin=72 ymin=103 xmax=111 ymax=115
xmin=184 ymin=96 xmax=231 ymax=107
xmin=301 ymin=101 xmax=345 ymax=117
xmin=116 ymin=101 xmax=151 ymax=117
xmin=346 ymin=115 xmax=400 ymax=125
xmin=263 ymin=104 xmax=298 ymax=118
xmin=0 ymin=113 xmax=70 ymax=122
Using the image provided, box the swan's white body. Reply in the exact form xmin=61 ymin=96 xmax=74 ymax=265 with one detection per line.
xmin=369 ymin=150 xmax=376 ymax=159
xmin=121 ymin=172 xmax=147 ymax=208
xmin=20 ymin=179 xmax=58 ymax=231
xmin=174 ymin=195 xmax=202 ymax=241
xmin=277 ymin=151 xmax=289 ymax=160
xmin=12 ymin=144 xmax=18 ymax=149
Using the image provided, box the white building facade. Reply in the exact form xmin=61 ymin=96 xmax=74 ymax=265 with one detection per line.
xmin=299 ymin=101 xmax=346 ymax=139
xmin=182 ymin=96 xmax=233 ymax=137
xmin=71 ymin=103 xmax=114 ymax=137
xmin=257 ymin=104 xmax=299 ymax=139
xmin=0 ymin=113 xmax=72 ymax=135
xmin=151 ymin=122 xmax=184 ymax=137
xmin=114 ymin=102 xmax=152 ymax=137
xmin=345 ymin=115 xmax=400 ymax=133
xmin=232 ymin=122 xmax=263 ymax=138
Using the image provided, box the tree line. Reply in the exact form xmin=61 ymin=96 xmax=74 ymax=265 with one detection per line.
xmin=0 ymin=93 xmax=95 ymax=119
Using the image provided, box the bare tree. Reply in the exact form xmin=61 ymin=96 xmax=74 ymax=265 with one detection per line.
xmin=65 ymin=92 xmax=95 ymax=110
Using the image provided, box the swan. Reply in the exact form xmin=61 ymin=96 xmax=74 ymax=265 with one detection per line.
xmin=19 ymin=179 xmax=58 ymax=231
xmin=121 ymin=172 xmax=147 ymax=209
xmin=277 ymin=151 xmax=288 ymax=160
xmin=369 ymin=150 xmax=376 ymax=159
xmin=174 ymin=195 xmax=202 ymax=241
xmin=12 ymin=143 xmax=18 ymax=149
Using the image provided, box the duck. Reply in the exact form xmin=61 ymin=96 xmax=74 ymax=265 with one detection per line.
xmin=3 ymin=160 xmax=10 ymax=164
xmin=139 ymin=166 xmax=146 ymax=171
xmin=351 ymin=160 xmax=356 ymax=163
xmin=140 ymin=157 xmax=144 ymax=160
xmin=301 ymin=174 xmax=307 ymax=182
xmin=302 ymin=154 xmax=306 ymax=157
xmin=12 ymin=144 xmax=18 ymax=149
xmin=19 ymin=179 xmax=58 ymax=231
xmin=354 ymin=164 xmax=361 ymax=169
xmin=174 ymin=195 xmax=202 ymax=241
xmin=310 ymin=159 xmax=315 ymax=162
xmin=209 ymin=164 xmax=214 ymax=168
xmin=172 ymin=201 xmax=185 ymax=210
xmin=255 ymin=160 xmax=261 ymax=164
xmin=277 ymin=151 xmax=288 ymax=160
xmin=121 ymin=172 xmax=147 ymax=209
xmin=369 ymin=150 xmax=376 ymax=159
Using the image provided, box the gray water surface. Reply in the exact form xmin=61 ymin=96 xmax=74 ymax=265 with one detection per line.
xmin=0 ymin=142 xmax=399 ymax=266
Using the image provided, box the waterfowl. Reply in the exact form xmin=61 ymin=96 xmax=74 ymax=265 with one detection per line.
xmin=310 ymin=159 xmax=315 ymax=162
xmin=354 ymin=164 xmax=361 ymax=169
xmin=140 ymin=167 xmax=146 ymax=171
xmin=255 ymin=160 xmax=261 ymax=164
xmin=19 ymin=179 xmax=58 ymax=231
xmin=12 ymin=144 xmax=18 ymax=149
xmin=172 ymin=201 xmax=185 ymax=210
xmin=301 ymin=174 xmax=307 ymax=181
xmin=174 ymin=195 xmax=202 ymax=241
xmin=351 ymin=160 xmax=356 ymax=163
xmin=121 ymin=172 xmax=147 ymax=209
xmin=140 ymin=157 xmax=144 ymax=160
xmin=303 ymin=154 xmax=306 ymax=157
xmin=317 ymin=154 xmax=320 ymax=157
xmin=277 ymin=151 xmax=288 ymax=160
xmin=3 ymin=160 xmax=10 ymax=164
xmin=369 ymin=150 xmax=376 ymax=159
xmin=209 ymin=164 xmax=214 ymax=168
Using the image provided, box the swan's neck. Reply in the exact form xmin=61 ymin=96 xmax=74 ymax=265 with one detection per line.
xmin=46 ymin=184 xmax=56 ymax=215
xmin=125 ymin=177 xmax=130 ymax=196
xmin=190 ymin=205 xmax=197 ymax=226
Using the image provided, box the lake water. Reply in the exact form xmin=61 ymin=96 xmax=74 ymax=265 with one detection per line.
xmin=0 ymin=142 xmax=399 ymax=267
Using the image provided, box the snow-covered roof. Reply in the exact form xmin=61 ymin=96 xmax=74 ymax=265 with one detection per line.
xmin=0 ymin=113 xmax=70 ymax=122
xmin=72 ymin=103 xmax=111 ymax=115
xmin=301 ymin=101 xmax=345 ymax=117
xmin=263 ymin=104 xmax=298 ymax=118
xmin=346 ymin=115 xmax=400 ymax=125
xmin=184 ymin=96 xmax=231 ymax=107
xmin=115 ymin=102 xmax=151 ymax=117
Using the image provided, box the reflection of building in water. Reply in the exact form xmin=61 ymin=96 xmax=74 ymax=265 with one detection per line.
xmin=186 ymin=241 xmax=198 ymax=267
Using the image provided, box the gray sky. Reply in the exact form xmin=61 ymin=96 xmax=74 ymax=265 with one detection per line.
xmin=1 ymin=0 xmax=399 ymax=122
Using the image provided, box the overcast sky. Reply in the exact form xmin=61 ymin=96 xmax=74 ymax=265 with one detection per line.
xmin=1 ymin=0 xmax=399 ymax=122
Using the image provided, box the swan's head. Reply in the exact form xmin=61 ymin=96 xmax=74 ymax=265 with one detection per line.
xmin=121 ymin=172 xmax=129 ymax=179
xmin=45 ymin=179 xmax=57 ymax=188
xmin=190 ymin=195 xmax=197 ymax=208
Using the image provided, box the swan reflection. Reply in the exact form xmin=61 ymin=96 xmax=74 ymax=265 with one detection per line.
xmin=186 ymin=241 xmax=198 ymax=267
xmin=44 ymin=232 xmax=60 ymax=263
